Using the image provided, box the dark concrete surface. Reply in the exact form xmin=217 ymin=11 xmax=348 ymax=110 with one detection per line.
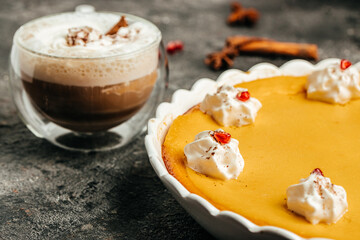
xmin=0 ymin=0 xmax=359 ymax=239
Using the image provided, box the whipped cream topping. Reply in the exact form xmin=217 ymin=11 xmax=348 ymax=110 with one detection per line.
xmin=200 ymin=85 xmax=262 ymax=127
xmin=306 ymin=62 xmax=360 ymax=104
xmin=286 ymin=169 xmax=348 ymax=224
xmin=16 ymin=12 xmax=160 ymax=58
xmin=184 ymin=129 xmax=244 ymax=180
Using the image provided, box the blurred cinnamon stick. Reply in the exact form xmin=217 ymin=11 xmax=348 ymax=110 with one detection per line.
xmin=106 ymin=16 xmax=128 ymax=35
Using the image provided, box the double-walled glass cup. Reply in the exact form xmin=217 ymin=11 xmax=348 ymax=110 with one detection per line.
xmin=9 ymin=11 xmax=168 ymax=152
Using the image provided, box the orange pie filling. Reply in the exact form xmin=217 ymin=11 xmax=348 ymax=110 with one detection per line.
xmin=162 ymin=75 xmax=360 ymax=239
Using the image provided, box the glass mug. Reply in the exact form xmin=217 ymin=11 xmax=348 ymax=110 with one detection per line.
xmin=9 ymin=9 xmax=168 ymax=152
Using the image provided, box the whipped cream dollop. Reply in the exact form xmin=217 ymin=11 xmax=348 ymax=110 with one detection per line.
xmin=184 ymin=129 xmax=244 ymax=180
xmin=16 ymin=12 xmax=160 ymax=58
xmin=286 ymin=168 xmax=348 ymax=224
xmin=200 ymin=85 xmax=262 ymax=127
xmin=306 ymin=61 xmax=360 ymax=104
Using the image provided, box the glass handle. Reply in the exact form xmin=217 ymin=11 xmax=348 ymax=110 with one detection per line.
xmin=159 ymin=40 xmax=169 ymax=89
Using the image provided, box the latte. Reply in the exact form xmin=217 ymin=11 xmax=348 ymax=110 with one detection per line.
xmin=12 ymin=12 xmax=161 ymax=132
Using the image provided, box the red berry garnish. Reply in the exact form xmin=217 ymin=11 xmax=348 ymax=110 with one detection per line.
xmin=236 ymin=91 xmax=250 ymax=102
xmin=311 ymin=168 xmax=324 ymax=176
xmin=212 ymin=130 xmax=231 ymax=145
xmin=174 ymin=40 xmax=184 ymax=51
xmin=340 ymin=59 xmax=352 ymax=70
xmin=166 ymin=40 xmax=184 ymax=55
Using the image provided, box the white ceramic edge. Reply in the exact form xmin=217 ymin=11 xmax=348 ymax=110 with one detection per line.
xmin=145 ymin=58 xmax=360 ymax=240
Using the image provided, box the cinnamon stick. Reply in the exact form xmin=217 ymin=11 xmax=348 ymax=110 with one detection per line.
xmin=227 ymin=36 xmax=318 ymax=60
xmin=205 ymin=36 xmax=319 ymax=70
xmin=106 ymin=16 xmax=128 ymax=35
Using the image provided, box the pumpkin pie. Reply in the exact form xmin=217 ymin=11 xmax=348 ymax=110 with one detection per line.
xmin=162 ymin=66 xmax=360 ymax=239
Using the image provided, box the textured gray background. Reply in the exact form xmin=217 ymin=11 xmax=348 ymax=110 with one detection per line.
xmin=0 ymin=0 xmax=359 ymax=239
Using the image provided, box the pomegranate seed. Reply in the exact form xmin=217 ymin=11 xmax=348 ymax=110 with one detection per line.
xmin=166 ymin=42 xmax=177 ymax=54
xmin=212 ymin=130 xmax=231 ymax=144
xmin=166 ymin=40 xmax=184 ymax=55
xmin=311 ymin=168 xmax=324 ymax=176
xmin=236 ymin=91 xmax=250 ymax=102
xmin=340 ymin=59 xmax=352 ymax=70
xmin=174 ymin=40 xmax=183 ymax=51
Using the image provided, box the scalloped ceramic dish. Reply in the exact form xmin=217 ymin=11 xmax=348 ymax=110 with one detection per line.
xmin=145 ymin=59 xmax=360 ymax=240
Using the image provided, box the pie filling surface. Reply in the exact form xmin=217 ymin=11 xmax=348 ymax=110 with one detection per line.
xmin=162 ymin=75 xmax=360 ymax=239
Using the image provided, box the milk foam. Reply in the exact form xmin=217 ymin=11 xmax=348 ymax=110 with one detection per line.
xmin=13 ymin=12 xmax=161 ymax=86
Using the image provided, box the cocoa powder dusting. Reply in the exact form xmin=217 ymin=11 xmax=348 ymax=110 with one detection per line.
xmin=66 ymin=26 xmax=101 ymax=46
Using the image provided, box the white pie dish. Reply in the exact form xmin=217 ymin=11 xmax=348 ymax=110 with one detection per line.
xmin=144 ymin=59 xmax=360 ymax=240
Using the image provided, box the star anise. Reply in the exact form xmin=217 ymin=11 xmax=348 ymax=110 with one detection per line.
xmin=227 ymin=2 xmax=260 ymax=27
xmin=204 ymin=47 xmax=238 ymax=70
